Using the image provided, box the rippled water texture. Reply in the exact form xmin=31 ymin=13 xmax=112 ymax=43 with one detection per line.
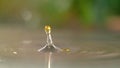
xmin=0 ymin=27 xmax=120 ymax=68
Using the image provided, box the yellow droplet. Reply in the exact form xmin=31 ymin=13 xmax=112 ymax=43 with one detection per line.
xmin=66 ymin=48 xmax=70 ymax=52
xmin=45 ymin=25 xmax=51 ymax=33
xmin=63 ymin=48 xmax=71 ymax=52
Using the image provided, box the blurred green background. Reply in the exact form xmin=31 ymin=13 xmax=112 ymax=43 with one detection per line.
xmin=0 ymin=0 xmax=120 ymax=32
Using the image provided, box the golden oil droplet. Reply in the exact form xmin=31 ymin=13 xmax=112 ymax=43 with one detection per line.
xmin=62 ymin=48 xmax=71 ymax=52
xmin=65 ymin=48 xmax=70 ymax=52
xmin=45 ymin=25 xmax=51 ymax=33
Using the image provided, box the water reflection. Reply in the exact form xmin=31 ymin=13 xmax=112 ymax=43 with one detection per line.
xmin=0 ymin=27 xmax=120 ymax=68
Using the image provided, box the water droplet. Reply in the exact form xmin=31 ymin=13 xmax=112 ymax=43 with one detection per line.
xmin=13 ymin=51 xmax=18 ymax=55
xmin=45 ymin=25 xmax=51 ymax=34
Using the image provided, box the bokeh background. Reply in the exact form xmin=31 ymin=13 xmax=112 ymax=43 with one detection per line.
xmin=0 ymin=0 xmax=120 ymax=68
xmin=0 ymin=0 xmax=120 ymax=31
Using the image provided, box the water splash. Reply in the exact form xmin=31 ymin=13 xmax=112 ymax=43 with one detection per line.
xmin=38 ymin=25 xmax=70 ymax=68
xmin=37 ymin=26 xmax=62 ymax=68
xmin=38 ymin=25 xmax=63 ymax=53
